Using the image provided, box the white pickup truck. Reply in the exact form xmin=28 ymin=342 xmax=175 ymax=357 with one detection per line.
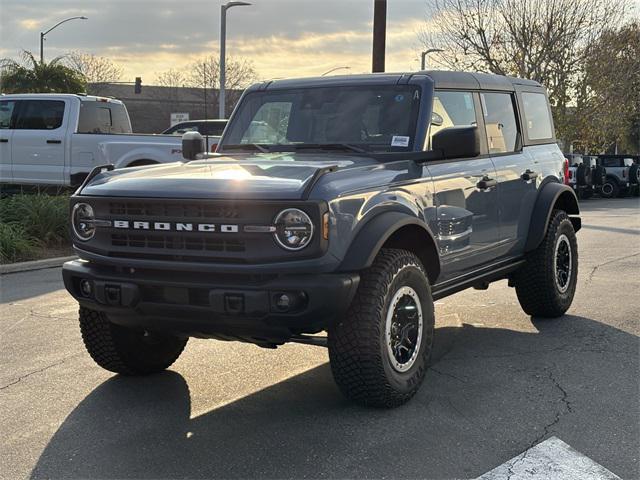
xmin=0 ymin=93 xmax=185 ymax=186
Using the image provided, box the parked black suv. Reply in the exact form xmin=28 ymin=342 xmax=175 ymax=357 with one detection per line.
xmin=63 ymin=71 xmax=581 ymax=407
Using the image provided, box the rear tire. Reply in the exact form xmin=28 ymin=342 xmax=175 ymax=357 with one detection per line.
xmin=79 ymin=307 xmax=187 ymax=375
xmin=513 ymin=210 xmax=578 ymax=318
xmin=600 ymin=177 xmax=619 ymax=199
xmin=328 ymin=249 xmax=434 ymax=408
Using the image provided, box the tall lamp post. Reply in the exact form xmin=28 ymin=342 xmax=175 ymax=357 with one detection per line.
xmin=421 ymin=49 xmax=444 ymax=70
xmin=40 ymin=16 xmax=88 ymax=64
xmin=219 ymin=1 xmax=251 ymax=119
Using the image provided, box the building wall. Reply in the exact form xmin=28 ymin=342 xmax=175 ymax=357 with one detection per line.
xmin=87 ymin=83 xmax=244 ymax=133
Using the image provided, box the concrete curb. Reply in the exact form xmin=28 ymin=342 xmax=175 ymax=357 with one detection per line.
xmin=0 ymin=255 xmax=77 ymax=275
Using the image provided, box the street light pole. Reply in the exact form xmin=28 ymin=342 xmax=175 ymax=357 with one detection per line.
xmin=40 ymin=16 xmax=88 ymax=64
xmin=219 ymin=1 xmax=251 ymax=119
xmin=421 ymin=49 xmax=444 ymax=70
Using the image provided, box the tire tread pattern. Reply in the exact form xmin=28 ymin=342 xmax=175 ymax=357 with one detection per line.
xmin=514 ymin=210 xmax=577 ymax=318
xmin=79 ymin=307 xmax=186 ymax=375
xmin=328 ymin=249 xmax=434 ymax=408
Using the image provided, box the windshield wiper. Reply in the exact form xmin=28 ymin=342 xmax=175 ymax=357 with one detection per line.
xmin=221 ymin=143 xmax=270 ymax=153
xmin=270 ymin=143 xmax=370 ymax=154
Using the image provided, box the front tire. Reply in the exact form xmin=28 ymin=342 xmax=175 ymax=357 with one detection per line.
xmin=514 ymin=210 xmax=578 ymax=318
xmin=79 ymin=307 xmax=188 ymax=375
xmin=328 ymin=249 xmax=434 ymax=408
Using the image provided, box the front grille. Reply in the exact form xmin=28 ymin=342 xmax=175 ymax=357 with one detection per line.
xmin=111 ymin=234 xmax=245 ymax=252
xmin=77 ymin=197 xmax=326 ymax=265
xmin=109 ymin=201 xmax=240 ymax=220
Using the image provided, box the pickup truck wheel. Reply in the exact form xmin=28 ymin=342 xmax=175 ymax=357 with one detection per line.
xmin=79 ymin=307 xmax=187 ymax=375
xmin=514 ymin=210 xmax=578 ymax=318
xmin=600 ymin=178 xmax=619 ymax=199
xmin=328 ymin=249 xmax=434 ymax=408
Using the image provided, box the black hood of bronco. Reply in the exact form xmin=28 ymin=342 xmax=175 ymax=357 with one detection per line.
xmin=80 ymin=153 xmax=374 ymax=200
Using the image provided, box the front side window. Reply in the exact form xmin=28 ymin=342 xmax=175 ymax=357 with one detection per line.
xmin=521 ymin=92 xmax=553 ymax=140
xmin=221 ymin=85 xmax=422 ymax=153
xmin=14 ymin=100 xmax=65 ymax=130
xmin=429 ymin=91 xmax=476 ymax=147
xmin=480 ymin=93 xmax=519 ymax=154
xmin=0 ymin=100 xmax=17 ymax=129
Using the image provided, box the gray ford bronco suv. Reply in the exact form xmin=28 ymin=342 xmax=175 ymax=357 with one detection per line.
xmin=63 ymin=71 xmax=581 ymax=407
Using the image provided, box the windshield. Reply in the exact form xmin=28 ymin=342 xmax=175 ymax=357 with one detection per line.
xmin=219 ymin=85 xmax=422 ymax=154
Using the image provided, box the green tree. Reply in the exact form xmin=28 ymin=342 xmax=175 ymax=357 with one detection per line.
xmin=0 ymin=51 xmax=87 ymax=94
xmin=572 ymin=22 xmax=640 ymax=154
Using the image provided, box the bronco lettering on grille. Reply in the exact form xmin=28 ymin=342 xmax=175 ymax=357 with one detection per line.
xmin=112 ymin=220 xmax=239 ymax=233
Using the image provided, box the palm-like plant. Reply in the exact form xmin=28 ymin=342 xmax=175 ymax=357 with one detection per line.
xmin=0 ymin=50 xmax=87 ymax=94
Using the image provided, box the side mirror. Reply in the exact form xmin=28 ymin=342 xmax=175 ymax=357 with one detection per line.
xmin=431 ymin=112 xmax=444 ymax=126
xmin=431 ymin=125 xmax=481 ymax=160
xmin=182 ymin=131 xmax=204 ymax=160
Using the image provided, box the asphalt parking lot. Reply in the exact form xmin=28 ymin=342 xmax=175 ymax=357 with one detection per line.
xmin=1 ymin=197 xmax=638 ymax=480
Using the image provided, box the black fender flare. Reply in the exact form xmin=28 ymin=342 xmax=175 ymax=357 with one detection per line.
xmin=337 ymin=211 xmax=441 ymax=283
xmin=525 ymin=182 xmax=581 ymax=252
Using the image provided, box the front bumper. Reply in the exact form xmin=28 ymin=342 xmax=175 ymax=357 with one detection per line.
xmin=62 ymin=260 xmax=359 ymax=346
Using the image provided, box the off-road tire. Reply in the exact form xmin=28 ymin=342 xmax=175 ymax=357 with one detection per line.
xmin=601 ymin=177 xmax=619 ymax=199
xmin=79 ymin=307 xmax=188 ymax=375
xmin=514 ymin=210 xmax=578 ymax=318
xmin=328 ymin=249 xmax=434 ymax=408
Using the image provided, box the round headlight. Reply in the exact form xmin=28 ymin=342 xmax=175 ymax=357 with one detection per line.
xmin=72 ymin=203 xmax=96 ymax=241
xmin=274 ymin=208 xmax=314 ymax=251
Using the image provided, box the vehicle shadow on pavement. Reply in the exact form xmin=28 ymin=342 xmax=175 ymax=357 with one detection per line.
xmin=31 ymin=315 xmax=639 ymax=480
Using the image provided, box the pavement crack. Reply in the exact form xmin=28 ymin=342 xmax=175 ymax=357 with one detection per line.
xmin=430 ymin=367 xmax=468 ymax=383
xmin=587 ymin=252 xmax=640 ymax=283
xmin=0 ymin=353 xmax=81 ymax=391
xmin=504 ymin=366 xmax=573 ymax=479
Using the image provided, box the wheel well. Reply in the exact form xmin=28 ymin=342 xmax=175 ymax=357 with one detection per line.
xmin=126 ymin=159 xmax=158 ymax=168
xmin=604 ymin=174 xmax=618 ymax=184
xmin=553 ymin=190 xmax=579 ymax=215
xmin=553 ymin=190 xmax=581 ymax=232
xmin=381 ymin=224 xmax=440 ymax=284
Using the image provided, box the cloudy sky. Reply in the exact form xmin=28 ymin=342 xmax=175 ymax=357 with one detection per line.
xmin=0 ymin=0 xmax=434 ymax=83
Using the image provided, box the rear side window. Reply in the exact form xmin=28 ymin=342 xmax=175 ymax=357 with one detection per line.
xmin=203 ymin=123 xmax=226 ymax=136
xmin=429 ymin=91 xmax=476 ymax=147
xmin=0 ymin=100 xmax=17 ymax=129
xmin=14 ymin=100 xmax=65 ymax=130
xmin=521 ymin=92 xmax=553 ymax=140
xmin=480 ymin=93 xmax=519 ymax=154
xmin=78 ymin=102 xmax=131 ymax=134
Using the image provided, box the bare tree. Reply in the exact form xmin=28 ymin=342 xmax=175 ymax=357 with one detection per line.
xmin=67 ymin=51 xmax=123 ymax=95
xmin=155 ymin=68 xmax=188 ymax=89
xmin=187 ymin=56 xmax=257 ymax=115
xmin=419 ymin=0 xmax=631 ymax=139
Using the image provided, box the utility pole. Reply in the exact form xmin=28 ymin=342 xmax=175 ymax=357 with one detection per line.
xmin=372 ymin=0 xmax=387 ymax=73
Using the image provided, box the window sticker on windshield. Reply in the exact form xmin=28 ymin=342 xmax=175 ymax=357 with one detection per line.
xmin=391 ymin=136 xmax=410 ymax=147
xmin=395 ymin=94 xmax=405 ymax=102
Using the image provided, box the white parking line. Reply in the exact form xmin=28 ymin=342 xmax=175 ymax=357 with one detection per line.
xmin=476 ymin=436 xmax=621 ymax=480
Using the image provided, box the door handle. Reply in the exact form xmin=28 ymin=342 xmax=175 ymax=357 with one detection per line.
xmin=47 ymin=139 xmax=62 ymax=144
xmin=0 ymin=138 xmax=8 ymax=143
xmin=476 ymin=177 xmax=497 ymax=190
xmin=521 ymin=169 xmax=539 ymax=181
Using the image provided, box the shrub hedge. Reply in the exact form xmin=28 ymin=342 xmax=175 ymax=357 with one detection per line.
xmin=0 ymin=193 xmax=70 ymax=263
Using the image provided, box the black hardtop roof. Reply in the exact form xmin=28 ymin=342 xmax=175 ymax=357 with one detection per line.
xmin=251 ymin=70 xmax=543 ymax=92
